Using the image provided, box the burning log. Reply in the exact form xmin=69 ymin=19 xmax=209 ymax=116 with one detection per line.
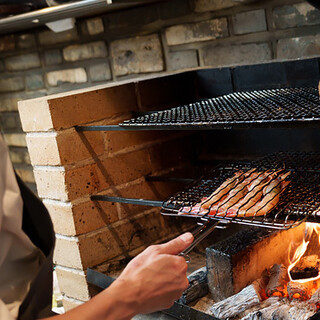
xmin=206 ymin=224 xmax=305 ymax=301
xmin=210 ymin=275 xmax=268 ymax=319
xmin=290 ymin=255 xmax=320 ymax=280
xmin=309 ymin=288 xmax=320 ymax=311
xmin=288 ymin=279 xmax=320 ymax=301
xmin=288 ymin=281 xmax=312 ymax=301
xmin=266 ymin=264 xmax=289 ymax=297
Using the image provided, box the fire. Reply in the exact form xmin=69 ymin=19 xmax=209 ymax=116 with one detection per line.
xmin=286 ymin=223 xmax=320 ymax=300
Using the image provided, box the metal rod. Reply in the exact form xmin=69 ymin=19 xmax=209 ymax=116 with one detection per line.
xmin=179 ymin=220 xmax=221 ymax=257
xmin=145 ymin=175 xmax=194 ymax=183
xmin=0 ymin=0 xmax=164 ymax=35
xmin=91 ymin=195 xmax=163 ymax=207
xmin=76 ymin=125 xmax=131 ymax=131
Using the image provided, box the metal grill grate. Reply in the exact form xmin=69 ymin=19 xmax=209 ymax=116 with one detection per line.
xmin=161 ymin=153 xmax=320 ymax=229
xmin=120 ymin=88 xmax=320 ymax=129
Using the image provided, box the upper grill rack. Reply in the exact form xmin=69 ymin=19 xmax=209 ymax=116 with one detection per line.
xmin=161 ymin=152 xmax=320 ymax=230
xmin=120 ymin=87 xmax=320 ymax=129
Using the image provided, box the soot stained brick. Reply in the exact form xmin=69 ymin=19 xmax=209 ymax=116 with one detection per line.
xmin=232 ymin=9 xmax=267 ymax=35
xmin=44 ymin=49 xmax=62 ymax=66
xmin=273 ymin=2 xmax=320 ymax=29
xmin=89 ymin=63 xmax=112 ymax=82
xmin=202 ymin=43 xmax=271 ymax=68
xmin=167 ymin=50 xmax=198 ymax=71
xmin=18 ymin=34 xmax=36 ymax=49
xmin=277 ymin=35 xmax=320 ymax=60
xmin=5 ymin=53 xmax=40 ymax=71
xmin=111 ymin=34 xmax=163 ymax=76
xmin=165 ymin=18 xmax=228 ymax=46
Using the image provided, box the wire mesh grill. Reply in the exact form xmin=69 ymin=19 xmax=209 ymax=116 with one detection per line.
xmin=120 ymin=88 xmax=320 ymax=129
xmin=161 ymin=153 xmax=320 ymax=229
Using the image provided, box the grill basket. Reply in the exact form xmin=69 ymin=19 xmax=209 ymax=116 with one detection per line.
xmin=161 ymin=153 xmax=320 ymax=230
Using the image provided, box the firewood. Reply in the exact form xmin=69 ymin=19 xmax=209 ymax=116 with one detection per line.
xmin=240 ymin=297 xmax=282 ymax=320
xmin=271 ymin=303 xmax=291 ymax=320
xmin=309 ymin=288 xmax=320 ymax=311
xmin=206 ymin=224 xmax=305 ymax=301
xmin=266 ymin=264 xmax=289 ymax=297
xmin=288 ymin=281 xmax=311 ymax=301
xmin=288 ymin=279 xmax=320 ymax=301
xmin=179 ymin=267 xmax=208 ymax=305
xmin=308 ymin=310 xmax=320 ymax=320
xmin=288 ymin=302 xmax=315 ymax=320
xmin=290 ymin=255 xmax=320 ymax=280
xmin=210 ymin=283 xmax=261 ymax=319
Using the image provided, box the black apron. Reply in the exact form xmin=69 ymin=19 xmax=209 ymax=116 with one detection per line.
xmin=15 ymin=175 xmax=56 ymax=320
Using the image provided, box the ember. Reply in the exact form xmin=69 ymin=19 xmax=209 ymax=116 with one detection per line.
xmin=209 ymin=223 xmax=320 ymax=319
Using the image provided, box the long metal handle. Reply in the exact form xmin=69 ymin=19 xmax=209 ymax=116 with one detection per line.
xmin=178 ymin=220 xmax=220 ymax=259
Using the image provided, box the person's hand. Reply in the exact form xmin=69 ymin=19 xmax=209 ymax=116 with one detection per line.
xmin=108 ymin=232 xmax=194 ymax=315
xmin=45 ymin=232 xmax=194 ymax=320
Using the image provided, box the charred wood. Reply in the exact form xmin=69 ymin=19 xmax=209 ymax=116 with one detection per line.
xmin=266 ymin=264 xmax=289 ymax=297
xmin=272 ymin=303 xmax=291 ymax=320
xmin=210 ymin=283 xmax=261 ymax=319
xmin=241 ymin=297 xmax=283 ymax=320
xmin=206 ymin=224 xmax=305 ymax=301
xmin=309 ymin=288 xmax=320 ymax=311
xmin=288 ymin=302 xmax=315 ymax=320
xmin=288 ymin=279 xmax=320 ymax=301
xmin=179 ymin=267 xmax=208 ymax=305
xmin=290 ymin=255 xmax=320 ymax=280
xmin=308 ymin=310 xmax=320 ymax=320
xmin=288 ymin=281 xmax=312 ymax=301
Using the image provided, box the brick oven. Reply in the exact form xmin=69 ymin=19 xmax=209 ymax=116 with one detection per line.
xmin=0 ymin=0 xmax=319 ymax=318
xmin=18 ymin=54 xmax=320 ymax=318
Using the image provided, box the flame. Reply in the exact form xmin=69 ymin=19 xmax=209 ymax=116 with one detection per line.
xmin=288 ymin=223 xmax=320 ymax=284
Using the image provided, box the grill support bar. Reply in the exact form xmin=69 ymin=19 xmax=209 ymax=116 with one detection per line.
xmin=91 ymin=195 xmax=163 ymax=207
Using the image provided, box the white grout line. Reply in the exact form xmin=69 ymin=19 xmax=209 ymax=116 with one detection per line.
xmin=55 ymin=265 xmax=85 ymax=275
xmin=26 ymin=131 xmax=58 ymax=137
xmin=55 ymin=233 xmax=79 ymax=241
xmin=33 ymin=165 xmax=65 ymax=171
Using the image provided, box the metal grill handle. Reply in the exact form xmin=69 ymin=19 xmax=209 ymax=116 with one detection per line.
xmin=178 ymin=220 xmax=223 ymax=261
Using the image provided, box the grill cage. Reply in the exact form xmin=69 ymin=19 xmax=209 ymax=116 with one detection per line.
xmin=120 ymin=87 xmax=320 ymax=129
xmin=161 ymin=153 xmax=320 ymax=229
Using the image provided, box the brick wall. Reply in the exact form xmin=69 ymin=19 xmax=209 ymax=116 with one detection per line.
xmin=18 ymin=76 xmax=199 ymax=308
xmin=2 ymin=0 xmax=320 ymax=309
xmin=0 ymin=0 xmax=320 ymax=191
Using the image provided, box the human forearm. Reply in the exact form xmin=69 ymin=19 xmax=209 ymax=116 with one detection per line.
xmin=44 ymin=283 xmax=136 ymax=320
xmin=43 ymin=232 xmax=194 ymax=320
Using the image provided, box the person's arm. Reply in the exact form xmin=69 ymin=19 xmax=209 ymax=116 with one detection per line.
xmin=46 ymin=232 xmax=194 ymax=320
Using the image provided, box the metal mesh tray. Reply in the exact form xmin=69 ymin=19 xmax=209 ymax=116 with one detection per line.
xmin=161 ymin=152 xmax=320 ymax=229
xmin=120 ymin=88 xmax=320 ymax=129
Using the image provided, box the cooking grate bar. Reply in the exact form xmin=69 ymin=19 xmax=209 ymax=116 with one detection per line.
xmin=119 ymin=87 xmax=320 ymax=129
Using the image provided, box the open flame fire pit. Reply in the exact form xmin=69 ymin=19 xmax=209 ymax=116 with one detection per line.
xmin=208 ymin=223 xmax=320 ymax=319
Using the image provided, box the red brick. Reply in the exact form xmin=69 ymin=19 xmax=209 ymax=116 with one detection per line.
xmin=45 ymin=198 xmax=119 ymax=236
xmin=65 ymin=148 xmax=152 ymax=201
xmin=27 ymin=129 xmax=104 ymax=166
xmin=48 ymin=83 xmax=138 ymax=130
xmin=18 ymin=83 xmax=138 ymax=132
xmin=104 ymin=130 xmax=170 ymax=155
